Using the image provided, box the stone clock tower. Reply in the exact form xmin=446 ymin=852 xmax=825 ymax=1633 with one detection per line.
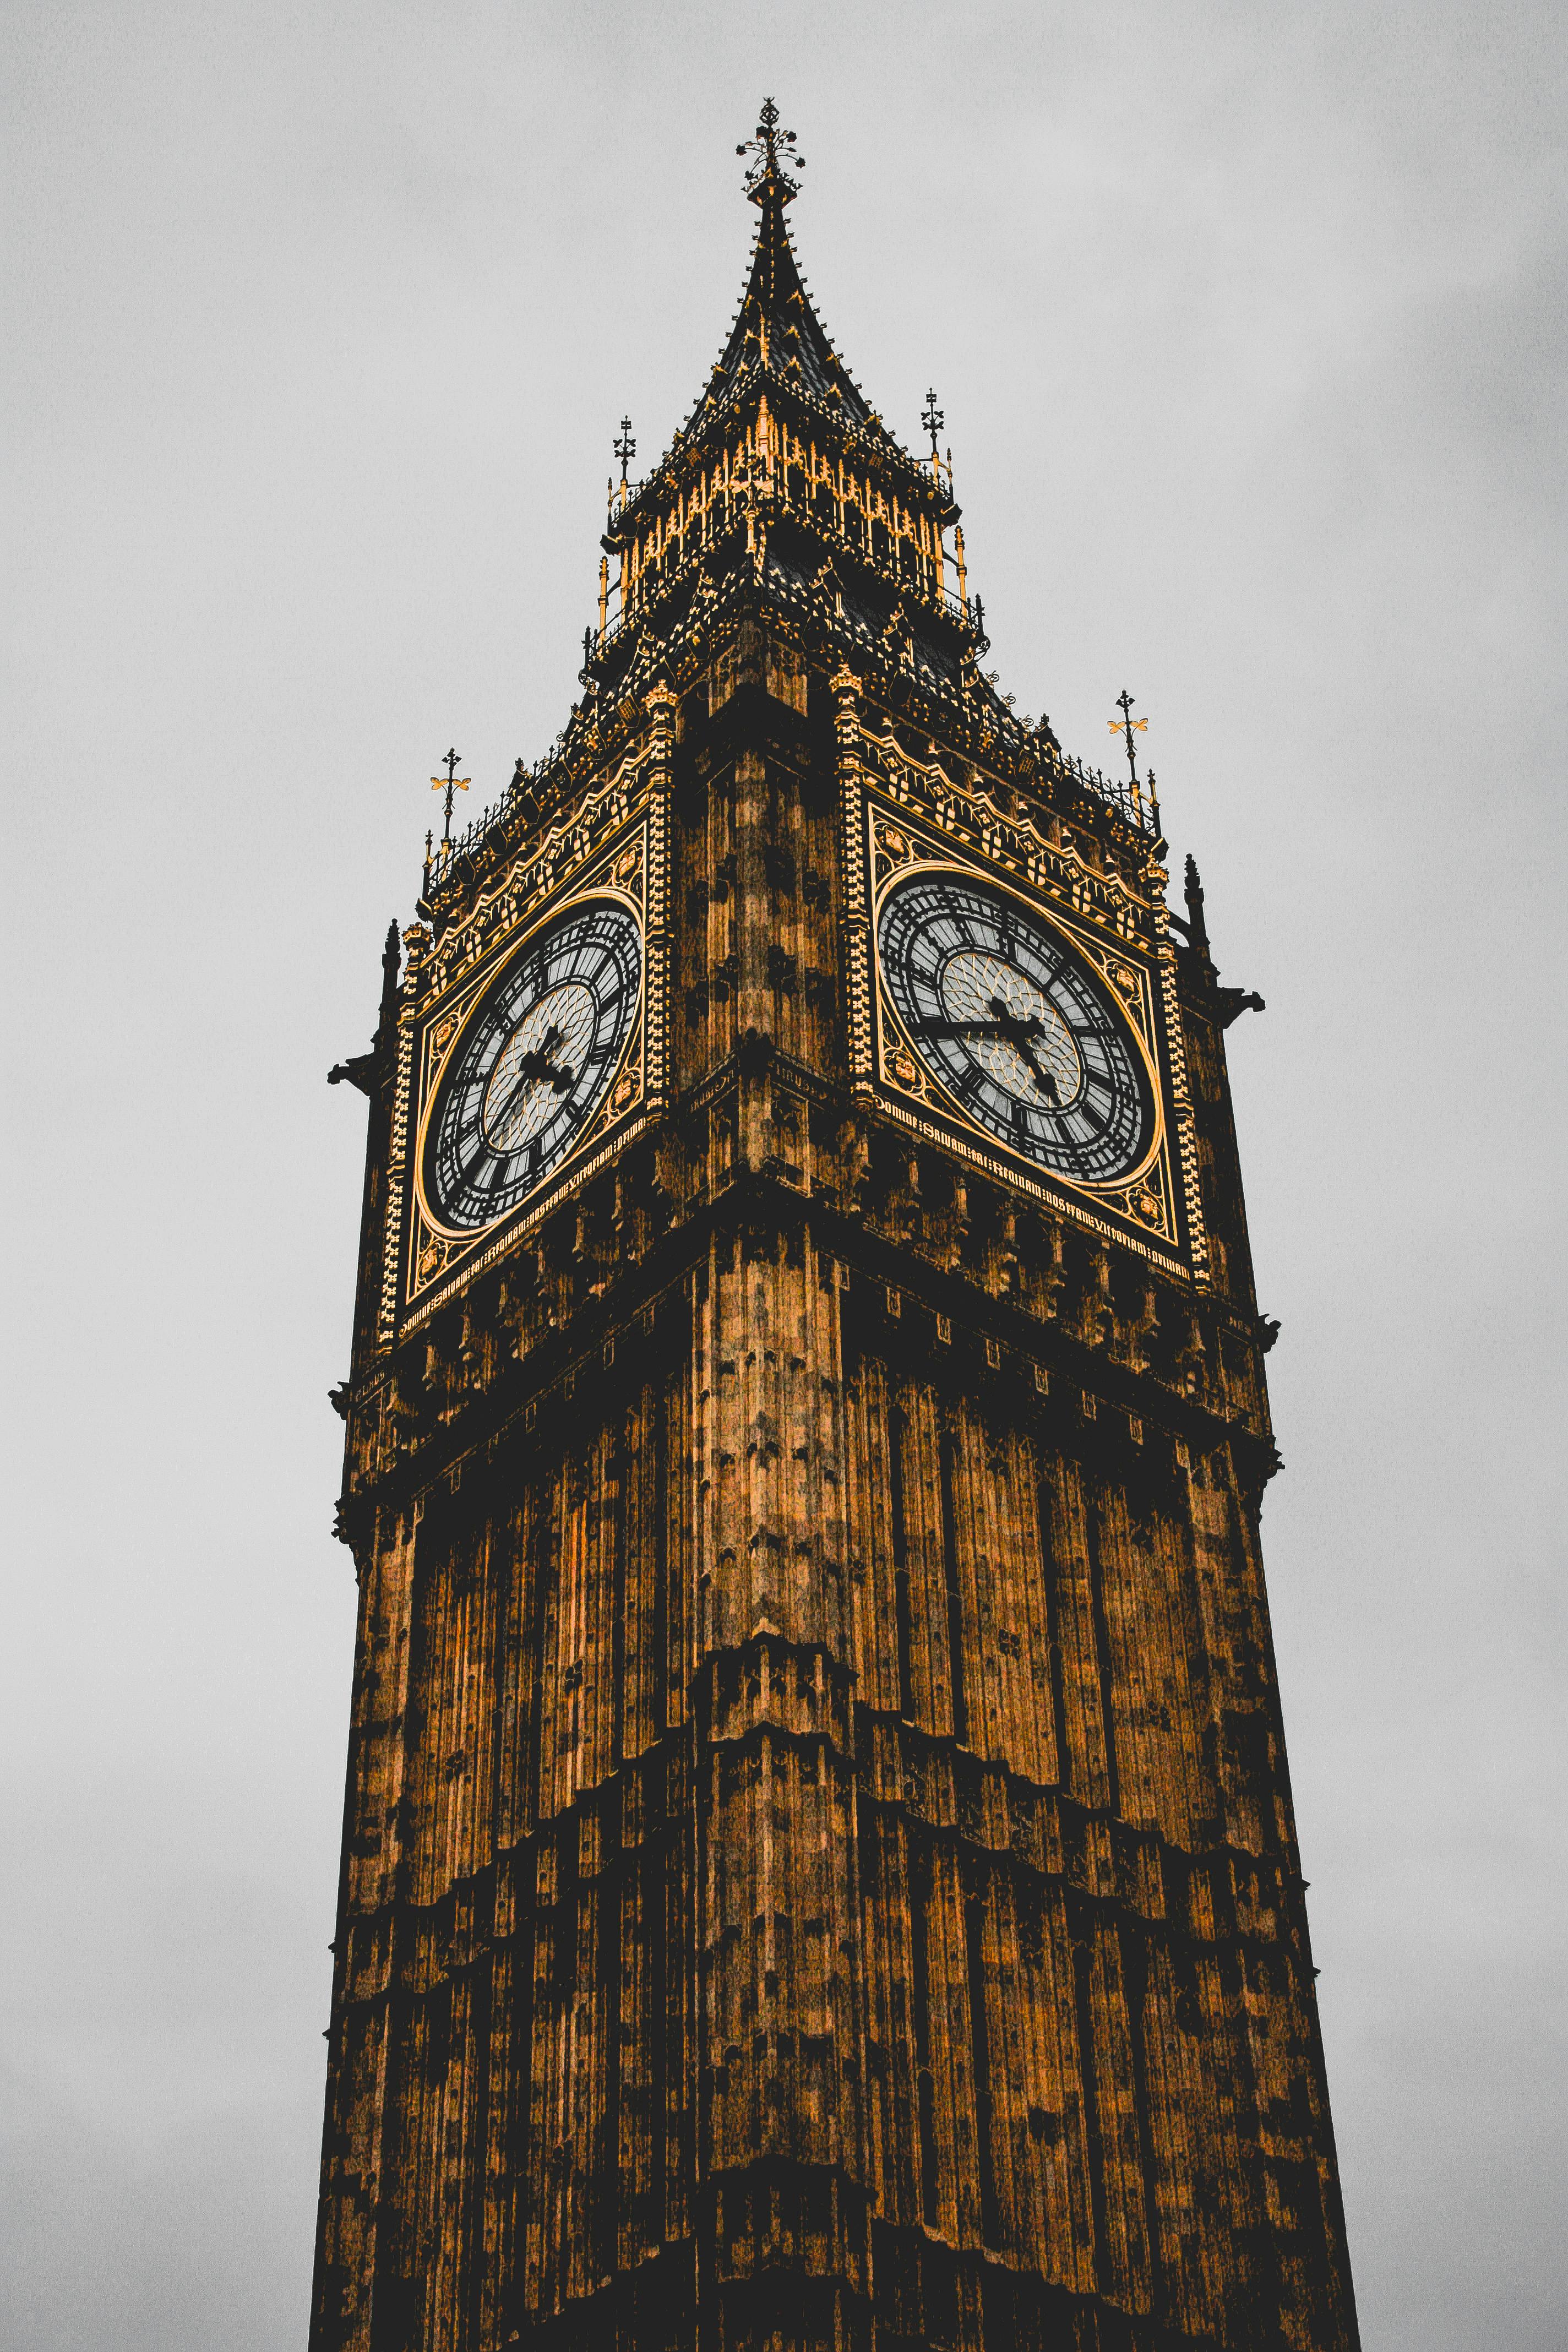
xmin=311 ymin=104 xmax=1359 ymax=2352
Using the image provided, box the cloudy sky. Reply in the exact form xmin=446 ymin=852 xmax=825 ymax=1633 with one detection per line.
xmin=3 ymin=3 xmax=1564 ymax=2346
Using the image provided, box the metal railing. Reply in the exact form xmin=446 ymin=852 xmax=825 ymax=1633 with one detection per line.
xmin=1036 ymin=742 xmax=1155 ymax=834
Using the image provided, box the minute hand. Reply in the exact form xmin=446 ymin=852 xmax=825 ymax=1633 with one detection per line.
xmin=915 ymin=1018 xmax=1020 ymax=1039
xmin=917 ymin=1006 xmax=1064 ymax=1106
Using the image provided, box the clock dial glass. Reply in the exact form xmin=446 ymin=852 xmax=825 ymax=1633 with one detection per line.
xmin=878 ymin=869 xmax=1153 ymax=1184
xmin=425 ymin=899 xmax=641 ymax=1231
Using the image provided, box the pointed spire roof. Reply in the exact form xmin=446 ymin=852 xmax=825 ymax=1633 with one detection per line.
xmin=684 ymin=99 xmax=874 ymax=434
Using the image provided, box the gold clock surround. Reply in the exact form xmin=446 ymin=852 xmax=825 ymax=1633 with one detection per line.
xmin=851 ymin=773 xmax=1205 ymax=1273
xmin=385 ymin=791 xmax=664 ymax=1334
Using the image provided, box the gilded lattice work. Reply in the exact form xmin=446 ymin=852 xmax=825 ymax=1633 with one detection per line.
xmin=859 ymin=723 xmax=1166 ymax=948
xmin=418 ymin=758 xmax=646 ymax=1003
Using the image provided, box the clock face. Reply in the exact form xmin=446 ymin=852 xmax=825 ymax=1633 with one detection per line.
xmin=878 ymin=869 xmax=1154 ymax=1185
xmin=424 ymin=898 xmax=641 ymax=1231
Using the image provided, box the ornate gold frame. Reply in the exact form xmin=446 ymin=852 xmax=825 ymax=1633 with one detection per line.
xmin=382 ymin=797 xmax=662 ymax=1337
xmin=853 ymin=781 xmax=1207 ymax=1276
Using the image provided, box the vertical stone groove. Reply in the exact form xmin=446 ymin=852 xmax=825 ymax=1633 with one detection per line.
xmin=1084 ymin=1484 xmax=1123 ymax=1817
xmin=938 ymin=1424 xmax=968 ymax=1748
xmin=965 ymin=1885 xmax=1002 ymax=2250
xmin=910 ymin=1833 xmax=940 ymax=2231
xmin=889 ymin=1400 xmax=913 ymax=1720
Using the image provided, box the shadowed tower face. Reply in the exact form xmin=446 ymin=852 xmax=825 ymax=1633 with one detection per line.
xmin=311 ymin=99 xmax=1359 ymax=2352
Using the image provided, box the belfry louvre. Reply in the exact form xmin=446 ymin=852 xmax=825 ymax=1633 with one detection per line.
xmin=311 ymin=101 xmax=1359 ymax=2352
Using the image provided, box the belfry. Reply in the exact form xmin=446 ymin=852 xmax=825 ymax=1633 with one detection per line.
xmin=312 ymin=102 xmax=1359 ymax=2352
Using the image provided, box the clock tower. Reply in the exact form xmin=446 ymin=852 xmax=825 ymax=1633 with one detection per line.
xmin=311 ymin=104 xmax=1359 ymax=2352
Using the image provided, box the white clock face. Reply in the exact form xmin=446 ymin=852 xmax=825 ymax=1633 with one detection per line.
xmin=423 ymin=899 xmax=641 ymax=1231
xmin=879 ymin=869 xmax=1153 ymax=1184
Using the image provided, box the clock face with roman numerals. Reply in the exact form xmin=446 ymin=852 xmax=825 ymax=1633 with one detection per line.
xmin=424 ymin=899 xmax=641 ymax=1232
xmin=878 ymin=868 xmax=1154 ymax=1185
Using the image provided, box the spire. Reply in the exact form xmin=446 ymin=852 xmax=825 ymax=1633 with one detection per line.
xmin=688 ymin=99 xmax=873 ymax=431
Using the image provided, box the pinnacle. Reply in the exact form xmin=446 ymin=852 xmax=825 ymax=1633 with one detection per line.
xmin=683 ymin=167 xmax=874 ymax=436
xmin=661 ymin=99 xmax=901 ymax=455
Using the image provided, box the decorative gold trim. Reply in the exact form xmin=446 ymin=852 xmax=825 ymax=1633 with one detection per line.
xmin=420 ymin=785 xmax=649 ymax=1017
xmin=859 ymin=724 xmax=1164 ymax=948
xmin=640 ymin=683 xmax=678 ymax=1111
xmin=376 ymin=924 xmax=428 ymax=1347
xmin=418 ymin=766 xmax=638 ymax=990
xmin=380 ymin=782 xmax=671 ymax=1333
xmin=410 ymin=876 xmax=645 ymax=1257
xmin=1156 ymin=935 xmax=1208 ymax=1280
xmin=863 ymin=789 xmax=1202 ymax=1270
xmin=834 ymin=668 xmax=875 ymax=1100
xmin=869 ymin=835 xmax=1164 ymax=1181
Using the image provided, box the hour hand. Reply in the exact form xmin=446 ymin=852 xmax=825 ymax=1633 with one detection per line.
xmin=1011 ymin=1029 xmax=1059 ymax=1103
xmin=494 ymin=1026 xmax=575 ymax=1123
xmin=523 ymin=1025 xmax=573 ymax=1088
xmin=984 ymin=997 xmax=1061 ymax=1104
xmin=1026 ymin=1055 xmax=1061 ymax=1106
xmin=513 ymin=1056 xmax=575 ymax=1101
xmin=524 ymin=1051 xmax=575 ymax=1097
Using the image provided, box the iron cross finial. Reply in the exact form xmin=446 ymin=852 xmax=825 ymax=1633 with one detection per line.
xmin=921 ymin=388 xmax=944 ymax=454
xmin=430 ymin=747 xmax=470 ymax=846
xmin=737 ymin=97 xmax=805 ymax=206
xmin=1109 ymin=690 xmax=1148 ymax=787
xmin=613 ymin=415 xmax=636 ymax=486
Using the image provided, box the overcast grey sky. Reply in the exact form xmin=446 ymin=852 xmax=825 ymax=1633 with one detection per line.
xmin=3 ymin=4 xmax=1564 ymax=2346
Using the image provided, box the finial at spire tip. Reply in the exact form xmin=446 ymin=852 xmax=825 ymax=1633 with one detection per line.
xmin=738 ymin=96 xmax=805 ymax=206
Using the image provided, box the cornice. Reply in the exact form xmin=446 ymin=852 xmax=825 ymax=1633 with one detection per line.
xmin=325 ymin=1732 xmax=1312 ymax=1992
xmin=334 ymin=1158 xmax=1278 ymax=1551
